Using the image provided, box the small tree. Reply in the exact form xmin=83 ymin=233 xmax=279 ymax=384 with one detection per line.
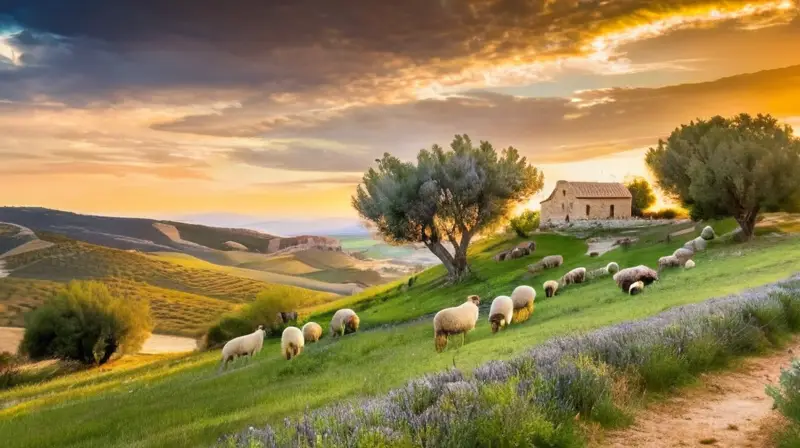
xmin=625 ymin=177 xmax=656 ymax=217
xmin=507 ymin=210 xmax=540 ymax=237
xmin=21 ymin=281 xmax=152 ymax=365
xmin=646 ymin=113 xmax=800 ymax=240
xmin=204 ymin=290 xmax=293 ymax=348
xmin=353 ymin=135 xmax=544 ymax=281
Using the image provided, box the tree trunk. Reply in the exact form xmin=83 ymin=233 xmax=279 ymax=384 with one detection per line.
xmin=98 ymin=338 xmax=118 ymax=365
xmin=736 ymin=207 xmax=759 ymax=241
xmin=424 ymin=241 xmax=469 ymax=282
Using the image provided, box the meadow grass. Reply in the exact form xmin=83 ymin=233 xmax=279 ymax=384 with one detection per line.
xmin=2 ymin=225 xmax=800 ymax=447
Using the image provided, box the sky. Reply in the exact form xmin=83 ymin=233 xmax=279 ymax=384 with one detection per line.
xmin=2 ymin=0 xmax=800 ymax=222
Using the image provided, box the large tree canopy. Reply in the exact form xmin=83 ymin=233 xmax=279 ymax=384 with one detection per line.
xmin=624 ymin=177 xmax=656 ymax=217
xmin=646 ymin=113 xmax=800 ymax=239
xmin=353 ymin=134 xmax=544 ymax=281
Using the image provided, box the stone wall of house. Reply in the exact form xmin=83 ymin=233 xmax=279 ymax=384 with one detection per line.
xmin=540 ymin=181 xmax=632 ymax=225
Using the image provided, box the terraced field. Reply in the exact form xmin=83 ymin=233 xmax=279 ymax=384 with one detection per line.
xmin=0 ymin=238 xmax=337 ymax=335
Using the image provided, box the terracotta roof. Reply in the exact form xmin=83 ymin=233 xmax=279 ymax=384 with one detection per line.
xmin=540 ymin=181 xmax=631 ymax=203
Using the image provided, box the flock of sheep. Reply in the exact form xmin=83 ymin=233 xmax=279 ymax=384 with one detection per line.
xmin=218 ymin=225 xmax=717 ymax=368
xmin=218 ymin=308 xmax=360 ymax=370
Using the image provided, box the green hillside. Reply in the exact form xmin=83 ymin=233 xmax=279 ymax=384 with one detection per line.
xmin=2 ymin=218 xmax=799 ymax=447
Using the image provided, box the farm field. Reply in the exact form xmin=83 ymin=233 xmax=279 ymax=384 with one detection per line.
xmin=2 ymin=219 xmax=799 ymax=448
xmin=0 ymin=237 xmax=337 ymax=336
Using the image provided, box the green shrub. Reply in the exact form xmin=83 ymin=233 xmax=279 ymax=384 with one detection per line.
xmin=205 ymin=291 xmax=294 ymax=348
xmin=21 ymin=281 xmax=153 ymax=365
xmin=0 ymin=351 xmax=21 ymax=389
xmin=507 ymin=210 xmax=540 ymax=238
xmin=768 ymin=359 xmax=800 ymax=423
xmin=639 ymin=345 xmax=689 ymax=391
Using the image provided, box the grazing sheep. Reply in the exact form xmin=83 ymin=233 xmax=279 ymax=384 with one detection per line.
xmin=560 ymin=267 xmax=587 ymax=286
xmin=701 ymin=226 xmax=716 ymax=240
xmin=606 ymin=262 xmax=620 ymax=275
xmin=330 ymin=309 xmax=360 ymax=337
xmin=219 ymin=326 xmax=266 ymax=372
xmin=518 ymin=241 xmax=536 ymax=252
xmin=527 ymin=255 xmax=564 ymax=273
xmin=684 ymin=236 xmax=708 ymax=252
xmin=613 ymin=265 xmax=659 ymax=293
xmin=587 ymin=267 xmax=607 ymax=280
xmin=488 ymin=296 xmax=514 ymax=333
xmin=494 ymin=250 xmax=511 ymax=262
xmin=543 ymin=280 xmax=559 ymax=298
xmin=658 ymin=255 xmax=683 ymax=271
xmin=302 ymin=322 xmax=323 ymax=343
xmin=433 ymin=295 xmax=481 ymax=352
xmin=281 ymin=326 xmax=305 ymax=360
xmin=673 ymin=247 xmax=695 ymax=264
xmin=684 ymin=259 xmax=696 ymax=270
xmin=510 ymin=285 xmax=536 ymax=323
xmin=275 ymin=311 xmax=299 ymax=325
xmin=628 ymin=281 xmax=645 ymax=296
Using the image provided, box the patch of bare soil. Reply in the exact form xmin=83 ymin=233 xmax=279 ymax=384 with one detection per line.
xmin=597 ymin=341 xmax=798 ymax=448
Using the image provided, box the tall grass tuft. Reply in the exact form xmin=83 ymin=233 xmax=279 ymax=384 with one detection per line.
xmin=220 ymin=275 xmax=800 ymax=447
xmin=768 ymin=358 xmax=800 ymax=448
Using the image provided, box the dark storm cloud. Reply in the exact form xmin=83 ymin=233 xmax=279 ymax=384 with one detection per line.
xmin=228 ymin=145 xmax=371 ymax=172
xmin=2 ymin=0 xmax=777 ymax=104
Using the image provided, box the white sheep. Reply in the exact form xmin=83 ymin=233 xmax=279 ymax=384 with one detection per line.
xmin=543 ymin=280 xmax=559 ymax=298
xmin=560 ymin=267 xmax=587 ymax=286
xmin=510 ymin=285 xmax=536 ymax=323
xmin=628 ymin=281 xmax=645 ymax=295
xmin=606 ymin=262 xmax=620 ymax=275
xmin=219 ymin=326 xmax=266 ymax=372
xmin=658 ymin=255 xmax=682 ymax=271
xmin=302 ymin=322 xmax=323 ymax=343
xmin=433 ymin=295 xmax=481 ymax=352
xmin=701 ymin=225 xmax=716 ymax=240
xmin=684 ymin=236 xmax=708 ymax=252
xmin=330 ymin=309 xmax=360 ymax=337
xmin=613 ymin=265 xmax=658 ymax=293
xmin=281 ymin=326 xmax=305 ymax=360
xmin=673 ymin=247 xmax=695 ymax=264
xmin=527 ymin=255 xmax=564 ymax=274
xmin=488 ymin=295 xmax=514 ymax=334
xmin=684 ymin=259 xmax=696 ymax=270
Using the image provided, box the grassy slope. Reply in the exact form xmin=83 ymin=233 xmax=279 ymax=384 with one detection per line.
xmin=2 ymin=222 xmax=800 ymax=447
xmin=0 ymin=239 xmax=336 ymax=336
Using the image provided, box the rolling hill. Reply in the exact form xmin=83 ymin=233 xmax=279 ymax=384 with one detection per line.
xmin=0 ymin=231 xmax=341 ymax=336
xmin=0 ymin=207 xmax=388 ymax=295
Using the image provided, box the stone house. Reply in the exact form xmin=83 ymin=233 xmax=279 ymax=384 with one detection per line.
xmin=539 ymin=181 xmax=632 ymax=225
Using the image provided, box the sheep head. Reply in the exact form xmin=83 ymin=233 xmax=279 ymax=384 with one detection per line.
xmin=467 ymin=295 xmax=481 ymax=305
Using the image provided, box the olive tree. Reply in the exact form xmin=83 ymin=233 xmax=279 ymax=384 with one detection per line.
xmin=624 ymin=177 xmax=656 ymax=217
xmin=21 ymin=281 xmax=153 ymax=365
xmin=646 ymin=113 xmax=800 ymax=239
xmin=353 ymin=134 xmax=544 ymax=281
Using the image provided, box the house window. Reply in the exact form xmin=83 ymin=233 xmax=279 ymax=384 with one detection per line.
xmin=562 ymin=190 xmax=566 ymax=197
xmin=586 ymin=204 xmax=591 ymax=216
xmin=610 ymin=204 xmax=615 ymax=218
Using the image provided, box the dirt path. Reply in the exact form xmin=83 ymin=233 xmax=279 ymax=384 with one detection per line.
xmin=597 ymin=342 xmax=797 ymax=448
xmin=0 ymin=327 xmax=197 ymax=355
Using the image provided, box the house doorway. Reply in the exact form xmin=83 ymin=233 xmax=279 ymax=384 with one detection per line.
xmin=586 ymin=205 xmax=591 ymax=216
xmin=610 ymin=205 xmax=615 ymax=218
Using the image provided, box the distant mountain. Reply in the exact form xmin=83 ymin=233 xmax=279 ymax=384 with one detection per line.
xmin=0 ymin=207 xmax=341 ymax=255
xmin=172 ymin=213 xmax=370 ymax=237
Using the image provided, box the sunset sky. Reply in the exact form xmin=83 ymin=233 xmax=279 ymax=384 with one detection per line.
xmin=2 ymin=0 xmax=800 ymax=222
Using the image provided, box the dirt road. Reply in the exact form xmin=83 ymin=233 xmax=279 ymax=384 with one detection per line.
xmin=597 ymin=342 xmax=797 ymax=448
xmin=0 ymin=327 xmax=197 ymax=355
